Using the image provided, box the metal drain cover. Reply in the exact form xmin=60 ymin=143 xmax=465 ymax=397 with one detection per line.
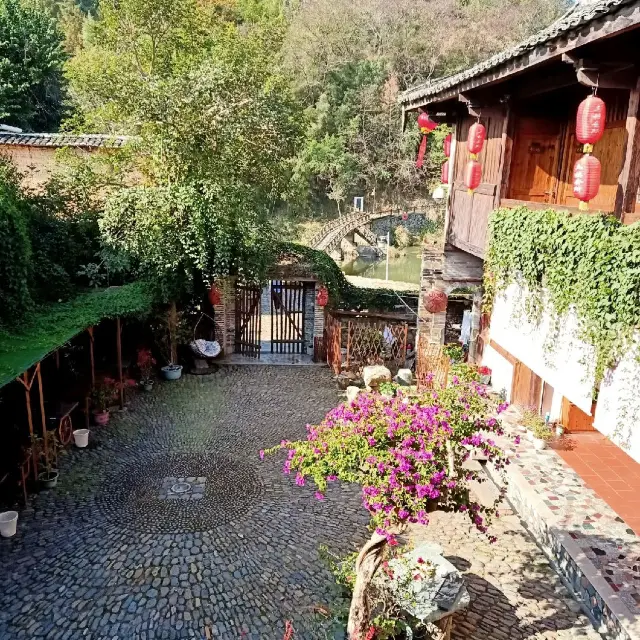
xmin=170 ymin=482 xmax=192 ymax=494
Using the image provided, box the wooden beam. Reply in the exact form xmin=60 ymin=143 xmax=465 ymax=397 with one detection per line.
xmin=497 ymin=102 xmax=513 ymax=203
xmin=489 ymin=339 xmax=517 ymax=365
xmin=36 ymin=363 xmax=48 ymax=473
xmin=87 ymin=326 xmax=95 ymax=389
xmin=116 ymin=317 xmax=124 ymax=409
xmin=616 ymin=76 xmax=640 ymax=220
xmin=22 ymin=370 xmax=38 ymax=481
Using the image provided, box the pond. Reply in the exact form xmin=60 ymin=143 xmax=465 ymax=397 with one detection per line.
xmin=341 ymin=246 xmax=422 ymax=285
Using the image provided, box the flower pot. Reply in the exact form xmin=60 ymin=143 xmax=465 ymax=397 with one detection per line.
xmin=479 ymin=374 xmax=491 ymax=385
xmin=555 ymin=424 xmax=565 ymax=437
xmin=93 ymin=410 xmax=110 ymax=426
xmin=162 ymin=365 xmax=183 ymax=381
xmin=0 ymin=511 xmax=18 ymax=538
xmin=39 ymin=470 xmax=59 ymax=489
xmin=142 ymin=381 xmax=154 ymax=392
xmin=73 ymin=429 xmax=90 ymax=448
xmin=533 ymin=438 xmax=547 ymax=451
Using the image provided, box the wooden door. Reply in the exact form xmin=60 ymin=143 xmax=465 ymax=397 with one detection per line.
xmin=511 ymin=361 xmax=542 ymax=409
xmin=561 ymin=397 xmax=597 ymax=432
xmin=270 ymin=280 xmax=306 ymax=354
xmin=235 ymin=283 xmax=262 ymax=358
xmin=507 ymin=117 xmax=562 ymax=203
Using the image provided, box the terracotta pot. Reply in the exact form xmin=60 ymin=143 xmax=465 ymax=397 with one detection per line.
xmin=93 ymin=411 xmax=110 ymax=426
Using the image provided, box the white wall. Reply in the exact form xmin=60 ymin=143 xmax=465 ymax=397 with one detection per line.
xmin=482 ymin=345 xmax=514 ymax=402
xmin=489 ymin=284 xmax=596 ymax=415
xmin=594 ymin=338 xmax=640 ymax=463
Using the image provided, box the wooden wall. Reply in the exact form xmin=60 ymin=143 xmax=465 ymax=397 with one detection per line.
xmin=448 ymin=112 xmax=506 ymax=258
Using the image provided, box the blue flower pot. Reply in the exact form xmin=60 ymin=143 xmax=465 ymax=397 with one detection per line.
xmin=162 ymin=365 xmax=183 ymax=381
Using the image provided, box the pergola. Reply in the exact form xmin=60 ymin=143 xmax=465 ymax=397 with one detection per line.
xmin=0 ymin=282 xmax=153 ymax=491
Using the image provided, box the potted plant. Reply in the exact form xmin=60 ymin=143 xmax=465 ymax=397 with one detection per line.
xmin=530 ymin=417 xmax=553 ymax=451
xmin=151 ymin=305 xmax=189 ymax=381
xmin=91 ymin=379 xmax=116 ymax=425
xmin=73 ymin=429 xmax=90 ymax=448
xmin=555 ymin=422 xmax=565 ymax=437
xmin=0 ymin=511 xmax=18 ymax=538
xmin=137 ymin=348 xmax=156 ymax=391
xmin=442 ymin=343 xmax=464 ymax=364
xmin=478 ymin=365 xmax=492 ymax=385
xmin=35 ymin=431 xmax=60 ymax=489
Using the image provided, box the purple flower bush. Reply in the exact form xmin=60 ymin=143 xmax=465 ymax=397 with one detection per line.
xmin=266 ymin=380 xmax=511 ymax=542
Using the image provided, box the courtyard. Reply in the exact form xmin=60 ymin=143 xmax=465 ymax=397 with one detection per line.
xmin=0 ymin=366 xmax=601 ymax=639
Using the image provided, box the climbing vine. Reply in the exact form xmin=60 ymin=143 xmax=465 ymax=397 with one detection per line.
xmin=484 ymin=206 xmax=640 ymax=382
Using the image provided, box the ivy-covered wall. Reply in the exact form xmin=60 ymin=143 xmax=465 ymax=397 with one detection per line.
xmin=485 ymin=206 xmax=640 ymax=382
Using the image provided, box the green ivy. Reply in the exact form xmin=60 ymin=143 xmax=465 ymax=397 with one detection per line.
xmin=277 ymin=242 xmax=417 ymax=311
xmin=484 ymin=206 xmax=640 ymax=382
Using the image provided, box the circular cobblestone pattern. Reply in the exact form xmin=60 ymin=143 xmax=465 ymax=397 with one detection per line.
xmin=99 ymin=452 xmax=264 ymax=534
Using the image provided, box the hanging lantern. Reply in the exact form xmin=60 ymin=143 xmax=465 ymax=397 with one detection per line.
xmin=415 ymin=112 xmax=437 ymax=169
xmin=402 ymin=212 xmax=409 ymax=221
xmin=316 ymin=286 xmax=329 ymax=307
xmin=424 ymin=288 xmax=448 ymax=314
xmin=208 ymin=283 xmax=221 ymax=306
xmin=441 ymin=160 xmax=449 ymax=185
xmin=443 ymin=133 xmax=452 ymax=158
xmin=467 ymin=122 xmax=486 ymax=157
xmin=418 ymin=112 xmax=437 ymax=134
xmin=576 ymin=95 xmax=606 ymax=152
xmin=464 ymin=159 xmax=482 ymax=192
xmin=572 ymin=154 xmax=601 ymax=210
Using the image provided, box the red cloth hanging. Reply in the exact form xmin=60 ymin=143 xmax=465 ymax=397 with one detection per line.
xmin=415 ymin=134 xmax=428 ymax=169
xmin=443 ymin=133 xmax=452 ymax=158
xmin=441 ymin=160 xmax=449 ymax=185
xmin=208 ymin=284 xmax=221 ymax=306
xmin=316 ymin=286 xmax=329 ymax=307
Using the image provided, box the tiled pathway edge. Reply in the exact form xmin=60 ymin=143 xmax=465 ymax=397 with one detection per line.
xmin=488 ymin=408 xmax=640 ymax=640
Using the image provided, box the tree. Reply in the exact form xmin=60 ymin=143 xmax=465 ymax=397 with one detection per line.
xmin=66 ymin=0 xmax=305 ymax=299
xmin=0 ymin=0 xmax=68 ymax=131
xmin=265 ymin=383 xmax=512 ymax=637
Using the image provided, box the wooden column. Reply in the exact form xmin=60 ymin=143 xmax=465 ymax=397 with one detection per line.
xmin=88 ymin=326 xmax=95 ymax=389
xmin=116 ymin=317 xmax=124 ymax=409
xmin=18 ymin=368 xmax=39 ymax=480
xmin=36 ymin=363 xmax=49 ymax=470
xmin=497 ymin=102 xmax=513 ymax=203
xmin=616 ymin=77 xmax=640 ymax=222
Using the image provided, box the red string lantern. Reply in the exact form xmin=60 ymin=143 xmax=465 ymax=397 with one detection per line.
xmin=415 ymin=112 xmax=437 ymax=169
xmin=576 ymin=95 xmax=606 ymax=152
xmin=316 ymin=286 xmax=329 ymax=307
xmin=443 ymin=133 xmax=452 ymax=158
xmin=441 ymin=160 xmax=449 ymax=185
xmin=572 ymin=154 xmax=601 ymax=210
xmin=208 ymin=283 xmax=221 ymax=306
xmin=424 ymin=288 xmax=448 ymax=314
xmin=401 ymin=212 xmax=409 ymax=221
xmin=468 ymin=122 xmax=486 ymax=157
xmin=464 ymin=159 xmax=482 ymax=192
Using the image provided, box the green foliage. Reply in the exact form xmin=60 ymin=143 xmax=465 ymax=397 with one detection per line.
xmin=449 ymin=362 xmax=480 ymax=384
xmin=0 ymin=281 xmax=153 ymax=388
xmin=0 ymin=0 xmax=68 ymax=130
xmin=442 ymin=343 xmax=464 ymax=363
xmin=485 ymin=206 xmax=640 ymax=381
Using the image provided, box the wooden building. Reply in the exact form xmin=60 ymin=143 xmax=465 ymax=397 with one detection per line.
xmin=401 ymin=0 xmax=640 ymax=431
xmin=401 ymin=0 xmax=640 ymax=261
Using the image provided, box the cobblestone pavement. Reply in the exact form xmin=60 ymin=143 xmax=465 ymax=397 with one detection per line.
xmin=0 ymin=367 xmax=369 ymax=640
xmin=408 ymin=509 xmax=603 ymax=640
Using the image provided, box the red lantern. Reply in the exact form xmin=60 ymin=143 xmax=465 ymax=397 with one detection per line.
xmin=424 ymin=288 xmax=448 ymax=314
xmin=464 ymin=159 xmax=482 ymax=192
xmin=316 ymin=286 xmax=329 ymax=307
xmin=208 ymin=283 xmax=221 ymax=306
xmin=417 ymin=112 xmax=437 ymax=134
xmin=468 ymin=122 xmax=486 ymax=156
xmin=443 ymin=133 xmax=452 ymax=158
xmin=572 ymin=154 xmax=601 ymax=210
xmin=441 ymin=160 xmax=449 ymax=185
xmin=576 ymin=95 xmax=606 ymax=151
xmin=402 ymin=212 xmax=409 ymax=221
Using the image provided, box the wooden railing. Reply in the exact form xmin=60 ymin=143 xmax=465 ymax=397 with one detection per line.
xmin=415 ymin=337 xmax=449 ymax=390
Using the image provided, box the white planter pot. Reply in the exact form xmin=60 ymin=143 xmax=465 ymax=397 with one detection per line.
xmin=533 ymin=437 xmax=547 ymax=451
xmin=555 ymin=425 xmax=565 ymax=437
xmin=0 ymin=511 xmax=18 ymax=538
xmin=73 ymin=429 xmax=90 ymax=448
xmin=526 ymin=430 xmax=535 ymax=442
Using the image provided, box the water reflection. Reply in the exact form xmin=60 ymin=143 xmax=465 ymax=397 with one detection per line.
xmin=341 ymin=246 xmax=422 ymax=284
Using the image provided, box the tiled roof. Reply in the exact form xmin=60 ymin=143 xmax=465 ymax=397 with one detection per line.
xmin=0 ymin=132 xmax=131 ymax=148
xmin=399 ymin=0 xmax=638 ymax=106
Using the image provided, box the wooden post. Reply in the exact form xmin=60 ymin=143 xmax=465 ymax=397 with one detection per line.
xmin=116 ymin=317 xmax=124 ymax=409
xmin=497 ymin=101 xmax=513 ymax=204
xmin=36 ymin=363 xmax=49 ymax=471
xmin=168 ymin=302 xmax=178 ymax=364
xmin=88 ymin=326 xmax=95 ymax=389
xmin=20 ymin=371 xmax=38 ymax=480
xmin=616 ymin=77 xmax=640 ymax=222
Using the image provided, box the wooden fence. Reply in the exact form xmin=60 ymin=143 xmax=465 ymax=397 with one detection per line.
xmin=415 ymin=336 xmax=449 ymax=390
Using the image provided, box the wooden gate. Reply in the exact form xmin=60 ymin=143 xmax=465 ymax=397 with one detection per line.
xmin=270 ymin=280 xmax=306 ymax=354
xmin=235 ymin=283 xmax=262 ymax=358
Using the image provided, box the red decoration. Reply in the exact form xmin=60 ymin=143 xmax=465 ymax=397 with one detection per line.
xmin=441 ymin=160 xmax=449 ymax=185
xmin=467 ymin=122 xmax=486 ymax=156
xmin=415 ymin=134 xmax=428 ymax=169
xmin=443 ymin=133 xmax=452 ymax=158
xmin=208 ymin=284 xmax=221 ymax=306
xmin=402 ymin=212 xmax=409 ymax=221
xmin=424 ymin=288 xmax=448 ymax=314
xmin=572 ymin=154 xmax=601 ymax=210
xmin=417 ymin=112 xmax=437 ymax=133
xmin=316 ymin=286 xmax=329 ymax=307
xmin=464 ymin=159 xmax=482 ymax=191
xmin=576 ymin=95 xmax=606 ymax=151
